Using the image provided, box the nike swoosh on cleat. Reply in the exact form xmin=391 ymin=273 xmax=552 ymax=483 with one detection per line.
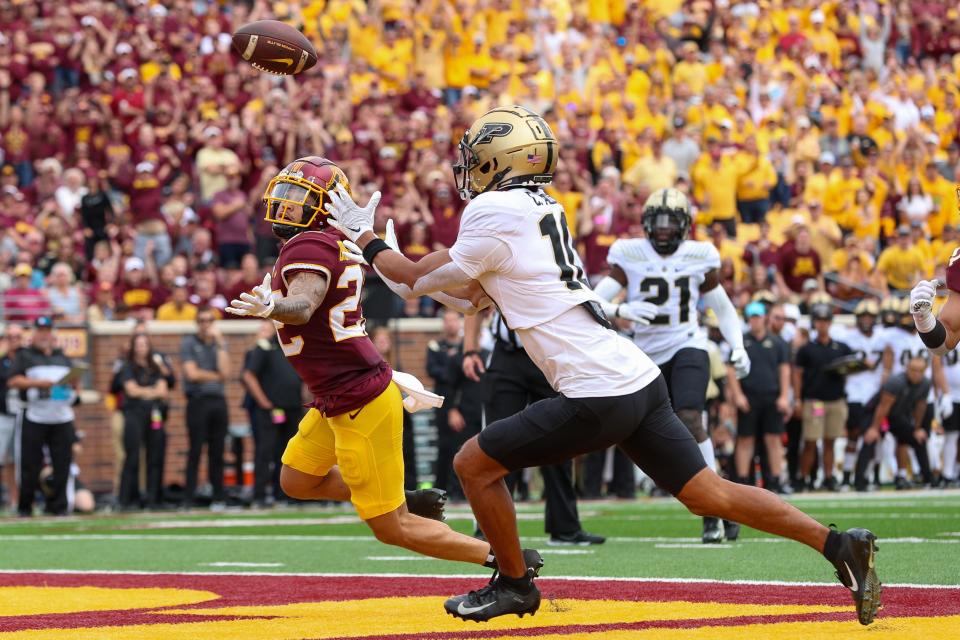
xmin=264 ymin=58 xmax=294 ymax=66
xmin=844 ymin=561 xmax=859 ymax=593
xmin=457 ymin=601 xmax=496 ymax=616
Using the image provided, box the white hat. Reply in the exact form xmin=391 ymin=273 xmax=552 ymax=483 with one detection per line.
xmin=920 ymin=105 xmax=935 ymax=119
xmin=119 ymin=68 xmax=138 ymax=81
xmin=115 ymin=42 xmax=133 ymax=55
xmin=718 ymin=119 xmax=733 ymax=129
xmin=203 ymin=126 xmax=222 ymax=138
xmin=81 ymin=15 xmax=96 ymax=26
xmin=125 ymin=257 xmax=145 ymax=271
xmin=379 ymin=146 xmax=398 ymax=159
xmin=811 ymin=10 xmax=825 ymax=23
xmin=797 ymin=116 xmax=811 ymax=128
xmin=819 ymin=151 xmax=836 ymax=165
xmin=135 ymin=161 xmax=155 ymax=172
xmin=150 ymin=4 xmax=168 ymax=17
xmin=783 ymin=303 xmax=801 ymax=322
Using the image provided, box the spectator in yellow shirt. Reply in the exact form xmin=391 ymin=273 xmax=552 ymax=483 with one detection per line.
xmin=622 ymin=134 xmax=677 ymax=193
xmin=672 ymin=42 xmax=708 ymax=96
xmin=876 ymin=225 xmax=929 ymax=292
xmin=156 ymin=278 xmax=198 ymax=322
xmin=735 ymin=137 xmax=777 ymax=224
xmin=691 ymin=138 xmax=750 ymax=236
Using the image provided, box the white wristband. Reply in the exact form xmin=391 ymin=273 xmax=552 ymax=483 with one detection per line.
xmin=914 ymin=309 xmax=936 ymax=333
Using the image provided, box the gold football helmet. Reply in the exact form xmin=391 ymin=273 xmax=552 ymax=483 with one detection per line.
xmin=854 ymin=299 xmax=880 ymax=316
xmin=452 ymin=105 xmax=558 ymax=200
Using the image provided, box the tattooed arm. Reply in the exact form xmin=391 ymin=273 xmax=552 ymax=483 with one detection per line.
xmin=267 ymin=271 xmax=329 ymax=325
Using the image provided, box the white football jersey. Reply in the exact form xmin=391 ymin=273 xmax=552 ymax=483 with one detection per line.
xmin=607 ymin=238 xmax=720 ymax=365
xmin=448 ymin=188 xmax=660 ymax=398
xmin=940 ymin=349 xmax=960 ymax=403
xmin=882 ymin=327 xmax=930 ymax=376
xmin=835 ymin=326 xmax=885 ymax=405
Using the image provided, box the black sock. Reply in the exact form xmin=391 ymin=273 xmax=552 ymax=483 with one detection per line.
xmin=499 ymin=572 xmax=533 ymax=593
xmin=483 ymin=553 xmax=496 ymax=570
xmin=822 ymin=528 xmax=843 ymax=563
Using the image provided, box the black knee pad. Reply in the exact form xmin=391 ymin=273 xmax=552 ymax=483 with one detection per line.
xmin=677 ymin=409 xmax=707 ymax=442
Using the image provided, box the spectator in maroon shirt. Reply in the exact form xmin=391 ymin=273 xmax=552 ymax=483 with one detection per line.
xmin=427 ymin=181 xmax=463 ymax=249
xmin=775 ymin=227 xmax=824 ymax=295
xmin=742 ymin=221 xmax=781 ymax=270
xmin=3 ymin=262 xmax=50 ymax=322
xmin=111 ymin=160 xmax=172 ymax=267
xmin=210 ymin=168 xmax=251 ymax=270
xmin=114 ymin=256 xmax=165 ymax=320
xmin=188 ymin=264 xmax=228 ymax=317
xmin=112 ymin=68 xmax=145 ymax=123
xmin=779 ymin=13 xmax=809 ymax=54
xmin=400 ymin=72 xmax=440 ymax=113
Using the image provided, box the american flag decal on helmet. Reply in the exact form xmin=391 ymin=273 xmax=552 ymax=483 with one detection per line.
xmin=527 ymin=153 xmax=543 ymax=164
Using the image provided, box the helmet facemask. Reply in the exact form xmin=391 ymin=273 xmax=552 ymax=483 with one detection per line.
xmin=452 ymin=134 xmax=480 ymax=201
xmin=263 ymin=178 xmax=324 ymax=239
xmin=643 ymin=208 xmax=689 ymax=255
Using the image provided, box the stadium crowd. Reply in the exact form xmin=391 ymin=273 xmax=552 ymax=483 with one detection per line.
xmin=0 ymin=0 xmax=959 ymax=511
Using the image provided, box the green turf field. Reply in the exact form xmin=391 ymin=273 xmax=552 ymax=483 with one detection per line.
xmin=2 ymin=491 xmax=958 ymax=586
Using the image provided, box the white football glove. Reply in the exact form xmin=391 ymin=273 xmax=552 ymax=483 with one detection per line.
xmin=323 ymin=184 xmax=381 ymax=242
xmin=617 ymin=300 xmax=659 ymax=325
xmin=939 ymin=394 xmax=954 ymax=421
xmin=730 ymin=347 xmax=751 ymax=379
xmin=226 ymin=273 xmax=275 ymax=318
xmin=338 ymin=239 xmax=367 ymax=264
xmin=911 ymin=279 xmax=938 ymax=315
xmin=338 ymin=220 xmax=399 ymax=264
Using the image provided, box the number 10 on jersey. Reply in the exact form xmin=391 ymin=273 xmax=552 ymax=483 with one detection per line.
xmin=539 ymin=212 xmax=587 ymax=291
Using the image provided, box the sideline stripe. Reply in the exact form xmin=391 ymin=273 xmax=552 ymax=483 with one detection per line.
xmin=0 ymin=534 xmax=954 ymax=544
xmin=0 ymin=569 xmax=955 ymax=590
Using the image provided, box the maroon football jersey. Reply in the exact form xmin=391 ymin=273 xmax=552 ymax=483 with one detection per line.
xmin=947 ymin=247 xmax=960 ymax=293
xmin=272 ymin=230 xmax=391 ymax=416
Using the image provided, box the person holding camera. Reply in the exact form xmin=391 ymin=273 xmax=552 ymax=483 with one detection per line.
xmin=9 ymin=317 xmax=80 ymax=516
xmin=116 ymin=333 xmax=169 ymax=509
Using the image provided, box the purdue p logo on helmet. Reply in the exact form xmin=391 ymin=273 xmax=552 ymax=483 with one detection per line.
xmin=453 ymin=105 xmax=558 ymax=200
xmin=642 ymin=188 xmax=692 ymax=255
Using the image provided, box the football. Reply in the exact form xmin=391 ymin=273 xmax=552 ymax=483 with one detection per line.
xmin=232 ymin=20 xmax=318 ymax=76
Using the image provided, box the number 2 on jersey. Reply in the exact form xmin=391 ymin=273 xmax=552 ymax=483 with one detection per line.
xmin=330 ymin=263 xmax=366 ymax=342
xmin=639 ymin=277 xmax=692 ymax=324
xmin=539 ymin=212 xmax=587 ymax=291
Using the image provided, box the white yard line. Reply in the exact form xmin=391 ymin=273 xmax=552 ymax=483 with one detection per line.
xmin=0 ymin=569 xmax=955 ymax=590
xmin=654 ymin=544 xmax=733 ymax=550
xmin=201 ymin=562 xmax=285 ymax=567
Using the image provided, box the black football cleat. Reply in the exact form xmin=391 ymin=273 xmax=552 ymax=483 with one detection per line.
xmin=405 ymin=488 xmax=447 ymax=521
xmin=548 ymin=530 xmax=606 ymax=546
xmin=444 ymin=571 xmax=541 ymax=622
xmin=831 ymin=527 xmax=882 ymax=625
xmin=702 ymin=517 xmax=723 ymax=543
xmin=723 ymin=520 xmax=741 ymax=542
xmin=488 ymin=548 xmax=544 ymax=577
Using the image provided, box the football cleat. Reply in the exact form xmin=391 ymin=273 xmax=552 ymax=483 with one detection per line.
xmin=702 ymin=517 xmax=723 ymax=544
xmin=405 ymin=488 xmax=447 ymax=521
xmin=723 ymin=520 xmax=741 ymax=542
xmin=444 ymin=570 xmax=541 ymax=622
xmin=548 ymin=530 xmax=606 ymax=546
xmin=488 ymin=548 xmax=545 ymax=578
xmin=831 ymin=527 xmax=882 ymax=625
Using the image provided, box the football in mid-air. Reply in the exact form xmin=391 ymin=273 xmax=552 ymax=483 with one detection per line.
xmin=232 ymin=20 xmax=318 ymax=76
